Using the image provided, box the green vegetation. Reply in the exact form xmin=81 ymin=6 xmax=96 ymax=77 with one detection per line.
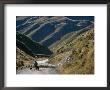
xmin=49 ymin=29 xmax=94 ymax=74
xmin=16 ymin=32 xmax=53 ymax=57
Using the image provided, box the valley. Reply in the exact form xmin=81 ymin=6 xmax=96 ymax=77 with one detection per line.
xmin=16 ymin=16 xmax=94 ymax=74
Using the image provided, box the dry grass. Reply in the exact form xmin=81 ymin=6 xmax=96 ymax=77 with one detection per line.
xmin=49 ymin=29 xmax=94 ymax=74
xmin=16 ymin=47 xmax=36 ymax=70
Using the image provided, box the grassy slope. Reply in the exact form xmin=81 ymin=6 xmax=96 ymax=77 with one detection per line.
xmin=49 ymin=29 xmax=94 ymax=74
xmin=16 ymin=47 xmax=48 ymax=70
xmin=16 ymin=47 xmax=37 ymax=70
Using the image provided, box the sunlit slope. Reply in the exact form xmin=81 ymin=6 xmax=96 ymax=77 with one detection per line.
xmin=49 ymin=29 xmax=94 ymax=74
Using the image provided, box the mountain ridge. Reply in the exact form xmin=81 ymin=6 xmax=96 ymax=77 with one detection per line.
xmin=16 ymin=32 xmax=53 ymax=57
xmin=16 ymin=16 xmax=94 ymax=47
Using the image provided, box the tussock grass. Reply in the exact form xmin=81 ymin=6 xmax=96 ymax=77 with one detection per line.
xmin=49 ymin=29 xmax=94 ymax=74
xmin=16 ymin=47 xmax=36 ymax=70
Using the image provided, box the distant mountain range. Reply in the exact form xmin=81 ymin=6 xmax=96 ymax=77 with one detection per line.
xmin=16 ymin=16 xmax=94 ymax=47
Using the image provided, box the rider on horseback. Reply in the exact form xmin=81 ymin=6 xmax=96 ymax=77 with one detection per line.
xmin=34 ymin=61 xmax=39 ymax=71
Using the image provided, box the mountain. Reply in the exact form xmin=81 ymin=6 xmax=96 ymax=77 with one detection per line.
xmin=16 ymin=16 xmax=94 ymax=74
xmin=16 ymin=16 xmax=94 ymax=47
xmin=16 ymin=32 xmax=53 ymax=57
xmin=66 ymin=16 xmax=94 ymax=21
xmin=48 ymin=27 xmax=94 ymax=74
xmin=16 ymin=47 xmax=36 ymax=70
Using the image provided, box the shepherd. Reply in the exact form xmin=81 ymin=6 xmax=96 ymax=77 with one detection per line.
xmin=34 ymin=61 xmax=39 ymax=71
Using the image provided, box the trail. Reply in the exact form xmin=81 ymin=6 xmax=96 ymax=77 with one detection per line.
xmin=17 ymin=67 xmax=57 ymax=74
xmin=16 ymin=59 xmax=57 ymax=74
xmin=17 ymin=56 xmax=71 ymax=74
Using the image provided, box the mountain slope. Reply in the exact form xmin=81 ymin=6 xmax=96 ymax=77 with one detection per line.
xmin=16 ymin=32 xmax=53 ymax=57
xmin=49 ymin=28 xmax=94 ymax=74
xmin=16 ymin=16 xmax=93 ymax=47
xmin=16 ymin=47 xmax=37 ymax=70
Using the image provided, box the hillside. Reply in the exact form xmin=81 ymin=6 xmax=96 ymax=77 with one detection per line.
xmin=16 ymin=16 xmax=93 ymax=47
xmin=16 ymin=16 xmax=94 ymax=74
xmin=48 ymin=29 xmax=94 ymax=74
xmin=16 ymin=32 xmax=53 ymax=57
xmin=16 ymin=47 xmax=36 ymax=70
xmin=16 ymin=47 xmax=57 ymax=74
